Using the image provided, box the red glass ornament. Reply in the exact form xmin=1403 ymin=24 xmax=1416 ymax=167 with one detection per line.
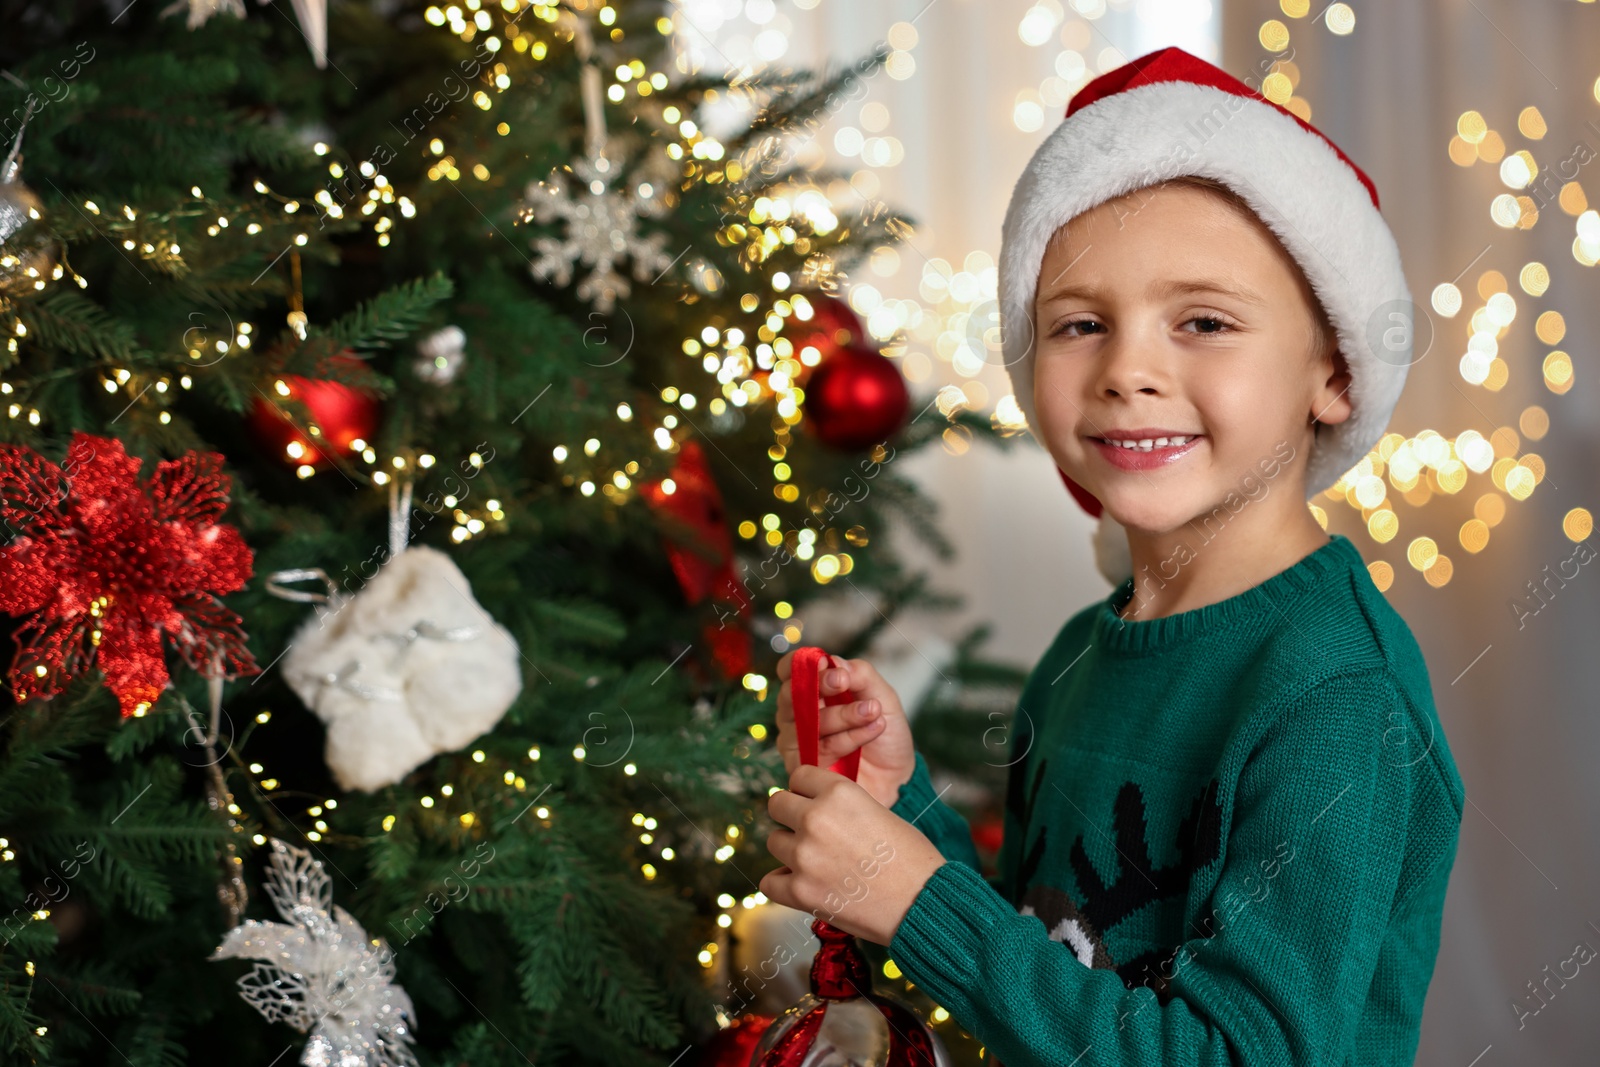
xmin=801 ymin=345 xmax=910 ymax=452
xmin=694 ymin=1013 xmax=775 ymax=1067
xmin=248 ymin=357 xmax=382 ymax=469
xmin=790 ymin=294 xmax=866 ymax=371
xmin=0 ymin=433 xmax=258 ymax=716
xmin=751 ymin=646 xmax=952 ymax=1066
xmin=970 ymin=813 xmax=1003 ymax=857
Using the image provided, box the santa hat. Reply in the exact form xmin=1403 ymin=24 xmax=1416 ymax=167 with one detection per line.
xmin=999 ymin=47 xmax=1413 ymax=586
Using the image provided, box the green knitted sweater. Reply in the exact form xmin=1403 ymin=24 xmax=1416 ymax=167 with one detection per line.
xmin=887 ymin=533 xmax=1463 ymax=1066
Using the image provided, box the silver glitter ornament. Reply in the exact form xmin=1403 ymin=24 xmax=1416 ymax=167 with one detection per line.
xmin=521 ymin=152 xmax=673 ymax=314
xmin=413 ymin=325 xmax=466 ymax=385
xmin=211 ymin=839 xmax=419 ymax=1067
xmin=0 ymin=117 xmax=56 ymax=294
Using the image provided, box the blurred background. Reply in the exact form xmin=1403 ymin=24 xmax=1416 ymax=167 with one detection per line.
xmin=690 ymin=0 xmax=1600 ymax=1063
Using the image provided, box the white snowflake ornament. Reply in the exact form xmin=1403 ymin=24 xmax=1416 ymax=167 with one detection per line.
xmin=522 ymin=153 xmax=674 ymax=313
xmin=211 ymin=839 xmax=418 ymax=1067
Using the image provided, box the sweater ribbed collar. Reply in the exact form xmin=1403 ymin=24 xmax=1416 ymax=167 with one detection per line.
xmin=1093 ymin=533 xmax=1364 ymax=656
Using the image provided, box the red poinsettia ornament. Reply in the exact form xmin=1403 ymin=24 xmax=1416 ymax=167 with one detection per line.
xmin=0 ymin=433 xmax=258 ymax=716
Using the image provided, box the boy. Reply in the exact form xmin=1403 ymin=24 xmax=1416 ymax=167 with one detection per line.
xmin=761 ymin=48 xmax=1463 ymax=1066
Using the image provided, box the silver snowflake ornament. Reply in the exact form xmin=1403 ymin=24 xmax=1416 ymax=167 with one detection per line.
xmin=212 ymin=839 xmax=419 ymax=1067
xmin=413 ymin=324 xmax=467 ymax=385
xmin=522 ymin=153 xmax=674 ymax=313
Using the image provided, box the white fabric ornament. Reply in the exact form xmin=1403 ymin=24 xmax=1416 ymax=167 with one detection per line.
xmin=413 ymin=325 xmax=466 ymax=385
xmin=211 ymin=839 xmax=418 ymax=1067
xmin=1091 ymin=511 xmax=1133 ymax=593
xmin=281 ymin=546 xmax=522 ymax=792
xmin=522 ymin=152 xmax=673 ymax=313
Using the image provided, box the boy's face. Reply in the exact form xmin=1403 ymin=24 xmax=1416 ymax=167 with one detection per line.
xmin=1030 ymin=181 xmax=1352 ymax=538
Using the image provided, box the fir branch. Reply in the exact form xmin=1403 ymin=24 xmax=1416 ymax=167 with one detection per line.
xmin=526 ymin=598 xmax=626 ymax=647
xmin=323 ymin=273 xmax=456 ymax=354
xmin=35 ymin=965 xmax=141 ymax=1017
xmin=0 ymin=976 xmax=45 ymax=1061
xmin=15 ymin=289 xmax=142 ymax=365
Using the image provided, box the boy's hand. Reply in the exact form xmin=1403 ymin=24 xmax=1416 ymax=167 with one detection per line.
xmin=774 ymin=650 xmax=917 ymax=810
xmin=760 ymin=764 xmax=946 ymax=947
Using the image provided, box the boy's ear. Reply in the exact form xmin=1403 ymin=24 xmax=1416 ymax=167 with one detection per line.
xmin=1312 ymin=349 xmax=1354 ymax=430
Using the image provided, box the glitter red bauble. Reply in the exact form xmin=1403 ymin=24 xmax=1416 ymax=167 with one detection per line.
xmin=248 ymin=358 xmax=382 ymax=469
xmin=801 ymin=344 xmax=909 ymax=452
xmin=0 ymin=432 xmax=258 ymax=716
xmin=752 ymin=919 xmax=950 ymax=1066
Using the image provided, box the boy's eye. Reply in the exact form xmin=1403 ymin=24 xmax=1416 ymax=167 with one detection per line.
xmin=1050 ymin=318 xmax=1102 ymax=339
xmin=1049 ymin=315 xmax=1235 ymax=339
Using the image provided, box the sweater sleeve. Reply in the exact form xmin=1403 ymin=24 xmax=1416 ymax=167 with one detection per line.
xmin=891 ymin=749 xmax=982 ymax=874
xmin=887 ymin=670 xmax=1425 ymax=1067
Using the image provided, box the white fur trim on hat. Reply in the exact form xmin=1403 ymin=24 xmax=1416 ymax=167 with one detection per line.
xmin=1001 ymin=80 xmax=1413 ymax=586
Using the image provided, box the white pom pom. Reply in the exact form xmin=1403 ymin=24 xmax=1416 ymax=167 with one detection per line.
xmin=1092 ymin=514 xmax=1134 ymax=588
xmin=281 ymin=546 xmax=522 ymax=792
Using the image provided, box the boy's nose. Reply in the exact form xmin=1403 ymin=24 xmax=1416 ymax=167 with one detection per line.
xmin=1093 ymin=329 xmax=1168 ymax=398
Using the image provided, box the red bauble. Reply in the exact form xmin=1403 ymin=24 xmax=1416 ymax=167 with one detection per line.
xmin=694 ymin=1013 xmax=775 ymax=1066
xmin=970 ymin=813 xmax=1004 ymax=857
xmin=790 ymin=294 xmax=866 ymax=366
xmin=801 ymin=344 xmax=909 ymax=452
xmin=248 ymin=358 xmax=382 ymax=469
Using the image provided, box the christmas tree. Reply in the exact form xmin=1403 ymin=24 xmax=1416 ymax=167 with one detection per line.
xmin=0 ymin=1 xmax=1023 ymax=1062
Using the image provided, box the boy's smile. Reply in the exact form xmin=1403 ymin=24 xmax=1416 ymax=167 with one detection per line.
xmin=1031 ymin=179 xmax=1354 ymax=615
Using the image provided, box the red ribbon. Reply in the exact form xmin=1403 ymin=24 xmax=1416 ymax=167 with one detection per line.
xmin=788 ymin=646 xmax=861 ymax=783
xmin=784 ymin=646 xmax=871 ymax=1000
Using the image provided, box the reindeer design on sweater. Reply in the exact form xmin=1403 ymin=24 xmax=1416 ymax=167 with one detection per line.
xmin=1008 ymin=754 xmax=1225 ymax=1000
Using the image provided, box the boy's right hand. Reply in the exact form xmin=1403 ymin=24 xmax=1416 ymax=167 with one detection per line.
xmin=774 ymin=651 xmax=917 ymax=810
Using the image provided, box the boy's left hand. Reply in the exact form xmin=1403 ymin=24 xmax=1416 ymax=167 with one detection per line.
xmin=760 ymin=764 xmax=947 ymax=946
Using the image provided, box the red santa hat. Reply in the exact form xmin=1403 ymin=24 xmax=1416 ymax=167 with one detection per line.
xmin=999 ymin=47 xmax=1414 ymax=586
